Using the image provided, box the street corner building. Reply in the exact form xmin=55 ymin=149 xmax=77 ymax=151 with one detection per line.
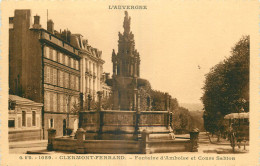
xmin=8 ymin=9 xmax=110 ymax=140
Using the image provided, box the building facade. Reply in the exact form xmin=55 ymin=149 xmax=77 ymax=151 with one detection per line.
xmin=8 ymin=95 xmax=43 ymax=142
xmin=69 ymin=34 xmax=105 ymax=102
xmin=9 ymin=9 xmax=107 ymax=139
xmin=101 ymin=73 xmax=112 ymax=98
xmin=9 ymin=10 xmax=81 ymax=138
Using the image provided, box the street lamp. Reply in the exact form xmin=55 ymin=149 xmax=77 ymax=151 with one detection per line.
xmin=66 ymin=94 xmax=71 ymax=135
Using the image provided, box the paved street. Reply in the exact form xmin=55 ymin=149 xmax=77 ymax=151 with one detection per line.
xmin=9 ymin=140 xmax=48 ymax=154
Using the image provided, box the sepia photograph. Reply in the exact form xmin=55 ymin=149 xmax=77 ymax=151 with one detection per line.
xmin=1 ymin=0 xmax=258 ymax=165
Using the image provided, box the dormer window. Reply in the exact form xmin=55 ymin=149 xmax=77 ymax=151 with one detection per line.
xmin=8 ymin=100 xmax=16 ymax=110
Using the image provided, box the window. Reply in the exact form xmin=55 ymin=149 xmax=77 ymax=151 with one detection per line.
xmin=49 ymin=119 xmax=54 ymax=128
xmin=69 ymin=57 xmax=71 ymax=67
xmin=50 ymin=67 xmax=53 ymax=84
xmin=50 ymin=92 xmax=53 ymax=111
xmin=65 ymin=55 xmax=68 ymax=66
xmin=70 ymin=58 xmax=74 ymax=68
xmin=70 ymin=74 xmax=74 ymax=90
xmin=59 ymin=70 xmax=64 ymax=87
xmin=53 ymin=50 xmax=57 ymax=61
xmin=49 ymin=47 xmax=53 ymax=60
xmin=44 ymin=91 xmax=50 ymax=111
xmin=44 ymin=66 xmax=47 ymax=83
xmin=22 ymin=111 xmax=26 ymax=127
xmin=78 ymin=61 xmax=80 ymax=70
xmin=53 ymin=68 xmax=57 ymax=85
xmin=45 ymin=46 xmax=50 ymax=58
xmin=8 ymin=119 xmax=15 ymax=128
xmin=8 ymin=100 xmax=15 ymax=110
xmin=58 ymin=52 xmax=63 ymax=64
xmin=70 ymin=96 xmax=74 ymax=111
xmin=32 ymin=111 xmax=36 ymax=126
xmin=75 ymin=77 xmax=79 ymax=91
xmin=73 ymin=60 xmax=78 ymax=69
xmin=59 ymin=94 xmax=64 ymax=112
xmin=62 ymin=54 xmax=65 ymax=64
xmin=65 ymin=73 xmax=69 ymax=88
xmin=64 ymin=95 xmax=67 ymax=112
xmin=53 ymin=93 xmax=57 ymax=112
xmin=46 ymin=66 xmax=50 ymax=83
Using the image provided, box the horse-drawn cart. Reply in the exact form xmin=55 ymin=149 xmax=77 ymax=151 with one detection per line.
xmin=224 ymin=112 xmax=249 ymax=152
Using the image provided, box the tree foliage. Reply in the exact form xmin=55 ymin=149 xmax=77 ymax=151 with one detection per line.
xmin=172 ymin=107 xmax=193 ymax=133
xmin=101 ymin=95 xmax=113 ymax=110
xmin=202 ymin=35 xmax=249 ymax=133
xmin=150 ymin=90 xmax=166 ymax=111
xmin=189 ymin=110 xmax=205 ymax=131
xmin=150 ymin=90 xmax=179 ymax=111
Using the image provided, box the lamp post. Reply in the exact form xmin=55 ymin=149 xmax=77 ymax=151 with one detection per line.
xmin=66 ymin=94 xmax=71 ymax=135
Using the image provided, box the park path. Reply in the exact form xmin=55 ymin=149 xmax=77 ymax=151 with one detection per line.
xmin=197 ymin=132 xmax=248 ymax=154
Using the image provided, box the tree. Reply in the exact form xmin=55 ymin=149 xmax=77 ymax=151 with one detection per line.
xmin=150 ymin=90 xmax=165 ymax=111
xmin=202 ymin=35 xmax=249 ymax=134
xmin=170 ymin=98 xmax=179 ymax=112
xmin=190 ymin=110 xmax=205 ymax=131
xmin=172 ymin=107 xmax=193 ymax=133
xmin=101 ymin=95 xmax=113 ymax=110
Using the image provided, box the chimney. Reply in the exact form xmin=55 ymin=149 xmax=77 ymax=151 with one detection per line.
xmin=14 ymin=10 xmax=31 ymax=29
xmin=9 ymin=17 xmax=14 ymax=29
xmin=47 ymin=19 xmax=54 ymax=33
xmin=33 ymin=15 xmax=41 ymax=29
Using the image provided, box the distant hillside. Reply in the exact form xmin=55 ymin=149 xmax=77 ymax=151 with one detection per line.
xmin=179 ymin=103 xmax=203 ymax=112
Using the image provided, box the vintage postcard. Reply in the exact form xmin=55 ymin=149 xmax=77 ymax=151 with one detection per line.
xmin=0 ymin=0 xmax=258 ymax=165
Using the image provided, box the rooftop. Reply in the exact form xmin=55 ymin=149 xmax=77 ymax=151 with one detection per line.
xmin=9 ymin=95 xmax=43 ymax=107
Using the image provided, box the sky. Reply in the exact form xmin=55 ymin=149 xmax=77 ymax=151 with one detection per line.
xmin=5 ymin=0 xmax=256 ymax=104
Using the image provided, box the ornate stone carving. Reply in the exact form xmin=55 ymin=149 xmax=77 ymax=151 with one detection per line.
xmin=123 ymin=11 xmax=131 ymax=35
xmin=139 ymin=114 xmax=165 ymax=125
xmin=103 ymin=113 xmax=133 ymax=125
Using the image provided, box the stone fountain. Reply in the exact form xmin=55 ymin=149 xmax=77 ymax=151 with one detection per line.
xmin=46 ymin=11 xmax=199 ymax=154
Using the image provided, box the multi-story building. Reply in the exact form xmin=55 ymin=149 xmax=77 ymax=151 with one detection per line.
xmin=101 ymin=73 xmax=112 ymax=98
xmin=9 ymin=10 xmax=81 ymax=138
xmin=9 ymin=9 xmax=107 ymax=139
xmin=70 ymin=34 xmax=105 ymax=101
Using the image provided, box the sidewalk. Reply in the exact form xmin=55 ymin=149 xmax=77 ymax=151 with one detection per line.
xmin=9 ymin=140 xmax=47 ymax=146
xmin=9 ymin=140 xmax=48 ymax=154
